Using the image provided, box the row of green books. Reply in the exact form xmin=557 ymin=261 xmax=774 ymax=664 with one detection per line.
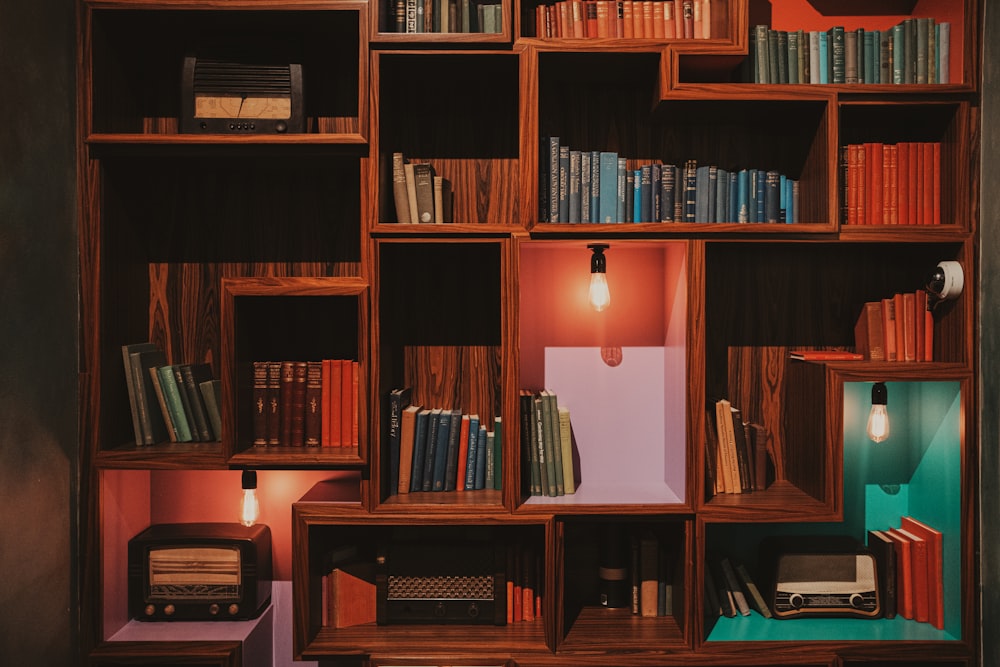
xmin=749 ymin=19 xmax=950 ymax=85
xmin=541 ymin=138 xmax=800 ymax=224
xmin=520 ymin=389 xmax=576 ymax=497
xmin=387 ymin=387 xmax=503 ymax=494
xmin=390 ymin=0 xmax=502 ymax=34
xmin=122 ymin=342 xmax=220 ymax=445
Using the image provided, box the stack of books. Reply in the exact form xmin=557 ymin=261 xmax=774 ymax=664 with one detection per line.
xmin=540 ymin=138 xmax=799 ymax=224
xmin=853 ymin=290 xmax=934 ymax=362
xmin=533 ymin=0 xmax=714 ymax=40
xmin=387 ymin=387 xmax=502 ymax=494
xmin=391 ymin=152 xmax=453 ymax=224
xmin=748 ymin=19 xmax=951 ymax=85
xmin=122 ymin=342 xmax=220 ymax=445
xmin=520 ymin=389 xmax=576 ymax=497
xmin=867 ymin=516 xmax=944 ymax=627
xmin=841 ymin=141 xmax=941 ymax=226
xmin=704 ymin=399 xmax=770 ymax=496
xmin=251 ymin=359 xmax=359 ymax=448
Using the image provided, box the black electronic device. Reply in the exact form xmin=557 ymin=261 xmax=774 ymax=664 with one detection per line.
xmin=181 ymin=55 xmax=304 ymax=134
xmin=128 ymin=522 xmax=272 ymax=621
xmin=762 ymin=535 xmax=881 ymax=619
xmin=375 ymin=540 xmax=506 ymax=625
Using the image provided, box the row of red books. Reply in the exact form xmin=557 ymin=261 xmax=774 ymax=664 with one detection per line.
xmin=841 ymin=141 xmax=941 ymax=226
xmin=855 ymin=290 xmax=934 ymax=362
xmin=868 ymin=516 xmax=944 ymax=628
xmin=251 ymin=359 xmax=359 ymax=448
xmin=534 ymin=0 xmax=712 ymax=40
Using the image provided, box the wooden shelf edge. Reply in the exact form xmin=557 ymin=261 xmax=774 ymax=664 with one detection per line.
xmin=86 ymin=132 xmax=367 ymax=146
xmin=228 ymin=446 xmax=363 ymax=469
xmin=96 ymin=444 xmax=227 ymax=470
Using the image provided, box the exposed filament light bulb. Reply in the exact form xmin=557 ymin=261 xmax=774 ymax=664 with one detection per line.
xmin=588 ymin=244 xmax=611 ymax=312
xmin=867 ymin=382 xmax=890 ymax=444
xmin=240 ymin=469 xmax=260 ymax=527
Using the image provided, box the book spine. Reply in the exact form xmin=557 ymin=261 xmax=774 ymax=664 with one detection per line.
xmin=158 ymin=366 xmax=193 ymax=442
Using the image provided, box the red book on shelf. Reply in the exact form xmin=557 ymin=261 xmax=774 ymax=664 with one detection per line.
xmin=892 ymin=293 xmax=907 ymax=361
xmin=321 ymin=359 xmax=332 ymax=446
xmin=455 ymin=413 xmax=470 ymax=491
xmin=328 ymin=359 xmax=343 ymax=446
xmin=881 ymin=296 xmax=898 ymax=361
xmin=853 ymin=301 xmax=885 ymax=361
xmin=897 ymin=142 xmax=910 ymax=226
xmin=888 ymin=144 xmax=898 ymax=224
xmin=868 ymin=142 xmax=883 ymax=225
xmin=884 ymin=528 xmax=913 ymax=619
xmin=279 ymin=360 xmax=295 ymax=446
xmin=902 ymin=292 xmax=917 ymax=361
xmin=326 ymin=563 xmax=376 ymax=628
xmin=789 ymin=350 xmax=863 ymax=361
xmin=663 ymin=1 xmax=676 ymax=38
xmin=586 ymin=1 xmax=598 ymax=38
xmin=931 ymin=141 xmax=941 ymax=225
xmin=882 ymin=144 xmax=893 ymax=225
xmin=915 ymin=290 xmax=928 ymax=361
xmin=847 ymin=144 xmax=859 ymax=225
xmin=901 ymin=516 xmax=944 ymax=629
xmin=922 ymin=142 xmax=935 ymax=226
xmin=915 ymin=143 xmax=925 ymax=226
xmin=925 ymin=303 xmax=935 ymax=361
xmin=894 ymin=527 xmax=930 ymax=623
xmin=571 ymin=0 xmax=585 ymax=38
xmin=596 ymin=0 xmax=610 ymax=37
xmin=857 ymin=143 xmax=867 ymax=224
xmin=908 ymin=141 xmax=919 ymax=225
xmin=351 ymin=361 xmax=360 ymax=447
xmin=340 ymin=360 xmax=354 ymax=448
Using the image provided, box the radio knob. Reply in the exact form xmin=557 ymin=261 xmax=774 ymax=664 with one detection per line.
xmin=788 ymin=593 xmax=804 ymax=609
xmin=849 ymin=593 xmax=865 ymax=609
xmin=467 ymin=602 xmax=480 ymax=618
xmin=434 ymin=601 xmax=446 ymax=617
xmin=164 ymin=604 xmax=175 ymax=616
xmin=276 ymin=121 xmax=288 ymax=133
xmin=144 ymin=604 xmax=155 ymax=616
xmin=228 ymin=604 xmax=240 ymax=616
xmin=209 ymin=604 xmax=220 ymax=616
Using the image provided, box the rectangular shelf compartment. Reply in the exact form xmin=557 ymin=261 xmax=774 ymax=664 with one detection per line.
xmin=375 ymin=51 xmax=521 ymax=228
xmin=94 ymin=155 xmax=360 ymax=466
xmin=375 ymin=240 xmax=509 ymax=509
xmin=557 ymin=517 xmax=689 ymax=652
xmin=518 ymin=240 xmax=688 ymax=509
xmin=701 ymin=241 xmax=969 ymax=518
xmin=372 ymin=0 xmax=513 ymax=42
xmin=222 ymin=278 xmax=370 ymax=467
xmin=535 ymin=50 xmax=833 ymax=228
xmin=838 ymin=101 xmax=971 ymax=232
xmin=292 ymin=500 xmax=550 ymax=658
xmin=87 ymin=6 xmax=367 ymax=140
xmin=703 ymin=374 xmax=966 ymax=643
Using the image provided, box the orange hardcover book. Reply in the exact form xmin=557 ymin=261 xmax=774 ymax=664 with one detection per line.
xmin=856 ymin=143 xmax=867 ymax=224
xmin=641 ymin=1 xmax=653 ymax=38
xmin=925 ymin=304 xmax=934 ymax=361
xmin=884 ymin=528 xmax=913 ymax=619
xmin=340 ymin=360 xmax=354 ymax=448
xmin=846 ymin=144 xmax=859 ymax=225
xmin=922 ymin=142 xmax=934 ymax=226
xmin=622 ymin=0 xmax=633 ymax=37
xmin=321 ymin=359 xmax=332 ymax=446
xmin=932 ymin=142 xmax=941 ymax=225
xmin=789 ymin=350 xmax=863 ymax=361
xmin=894 ymin=527 xmax=929 ymax=623
xmin=663 ymin=0 xmax=676 ymax=38
xmin=882 ymin=144 xmax=892 ymax=225
xmin=881 ymin=296 xmax=898 ymax=361
xmin=901 ymin=516 xmax=944 ymax=629
xmin=898 ymin=142 xmax=909 ymax=226
xmin=854 ymin=301 xmax=885 ymax=361
xmin=652 ymin=1 xmax=664 ymax=38
xmin=327 ymin=563 xmax=376 ymax=628
xmin=397 ymin=404 xmax=421 ymax=495
xmin=351 ymin=361 xmax=359 ymax=447
xmin=915 ymin=143 xmax=925 ymax=225
xmin=328 ymin=359 xmax=343 ymax=446
xmin=869 ymin=142 xmax=883 ymax=225
xmin=596 ymin=0 xmax=610 ymax=37
xmin=902 ymin=292 xmax=917 ymax=361
xmin=455 ymin=413 xmax=470 ymax=491
xmin=888 ymin=144 xmax=898 ymax=224
xmin=915 ymin=290 xmax=927 ymax=361
xmin=908 ymin=141 xmax=919 ymax=225
xmin=675 ymin=0 xmax=685 ymax=38
xmin=585 ymin=1 xmax=598 ymax=37
xmin=892 ymin=293 xmax=907 ymax=361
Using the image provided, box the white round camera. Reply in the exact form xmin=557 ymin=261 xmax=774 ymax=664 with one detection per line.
xmin=927 ymin=260 xmax=964 ymax=301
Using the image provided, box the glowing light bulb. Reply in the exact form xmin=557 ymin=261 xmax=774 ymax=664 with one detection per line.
xmin=867 ymin=382 xmax=890 ymax=444
xmin=240 ymin=470 xmax=259 ymax=527
xmin=587 ymin=244 xmax=611 ymax=312
xmin=589 ymin=272 xmax=611 ymax=311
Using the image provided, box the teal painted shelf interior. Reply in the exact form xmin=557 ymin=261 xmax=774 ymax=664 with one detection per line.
xmin=706 ymin=380 xmax=962 ymax=642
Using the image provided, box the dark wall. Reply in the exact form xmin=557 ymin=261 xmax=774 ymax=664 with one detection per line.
xmin=0 ymin=1 xmax=78 ymax=664
xmin=982 ymin=2 xmax=1000 ymax=665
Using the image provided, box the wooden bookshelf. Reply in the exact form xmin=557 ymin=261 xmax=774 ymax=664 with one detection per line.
xmin=78 ymin=0 xmax=981 ymax=664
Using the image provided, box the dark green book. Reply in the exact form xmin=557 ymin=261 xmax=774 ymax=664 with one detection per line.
xmin=199 ymin=379 xmax=222 ymax=444
xmin=430 ymin=409 xmax=453 ymax=491
xmin=492 ymin=415 xmax=503 ymax=491
xmin=128 ymin=345 xmax=169 ymax=446
xmin=443 ymin=409 xmax=463 ymax=491
xmin=410 ymin=408 xmax=432 ymax=492
xmin=157 ymin=365 xmax=193 ymax=442
xmin=421 ymin=407 xmax=443 ymax=491
xmin=829 ymin=26 xmax=846 ymax=83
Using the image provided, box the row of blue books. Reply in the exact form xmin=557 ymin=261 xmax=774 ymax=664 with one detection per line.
xmin=749 ymin=19 xmax=950 ymax=85
xmin=540 ymin=138 xmax=800 ymax=223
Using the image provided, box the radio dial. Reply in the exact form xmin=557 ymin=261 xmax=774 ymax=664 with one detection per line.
xmin=164 ymin=604 xmax=175 ymax=616
xmin=144 ymin=604 xmax=155 ymax=616
xmin=209 ymin=604 xmax=220 ymax=616
xmin=788 ymin=593 xmax=804 ymax=609
xmin=849 ymin=593 xmax=865 ymax=609
xmin=228 ymin=604 xmax=240 ymax=616
xmin=467 ymin=602 xmax=480 ymax=618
